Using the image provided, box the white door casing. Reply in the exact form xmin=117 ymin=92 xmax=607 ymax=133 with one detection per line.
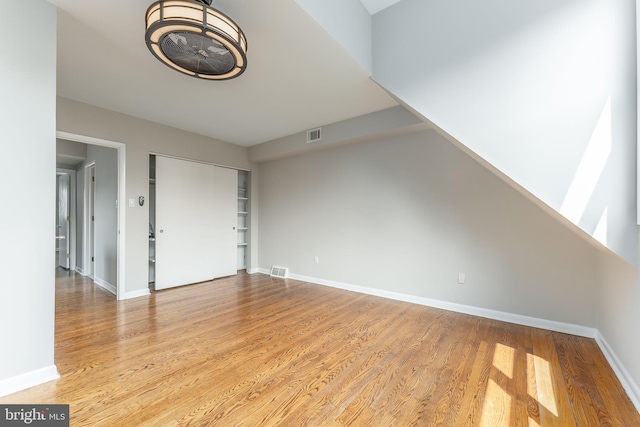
xmin=84 ymin=164 xmax=96 ymax=278
xmin=57 ymin=130 xmax=126 ymax=300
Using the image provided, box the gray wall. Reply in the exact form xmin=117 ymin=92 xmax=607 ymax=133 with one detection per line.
xmin=56 ymin=139 xmax=87 ymax=165
xmin=85 ymin=145 xmax=118 ymax=287
xmin=0 ymin=0 xmax=57 ymax=388
xmin=597 ymin=250 xmax=640 ymax=395
xmin=258 ymin=130 xmax=599 ymax=327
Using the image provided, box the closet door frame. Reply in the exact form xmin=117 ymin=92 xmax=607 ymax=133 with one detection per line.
xmin=153 ymin=155 xmax=244 ymax=290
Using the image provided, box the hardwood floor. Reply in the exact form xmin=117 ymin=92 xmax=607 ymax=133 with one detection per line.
xmin=2 ymin=270 xmax=638 ymax=426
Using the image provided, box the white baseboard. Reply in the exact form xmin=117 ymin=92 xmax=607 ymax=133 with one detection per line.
xmin=0 ymin=365 xmax=59 ymax=398
xmin=75 ymin=267 xmax=86 ymax=276
xmin=596 ymin=332 xmax=640 ymax=412
xmin=286 ymin=272 xmax=597 ymax=338
xmin=247 ymin=268 xmax=262 ymax=275
xmin=121 ymin=288 xmax=150 ymax=300
xmin=256 ymin=268 xmax=270 ymax=275
xmin=93 ymin=277 xmax=116 ymax=295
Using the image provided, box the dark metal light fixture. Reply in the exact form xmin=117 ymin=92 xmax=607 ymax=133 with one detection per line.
xmin=145 ymin=0 xmax=247 ymax=80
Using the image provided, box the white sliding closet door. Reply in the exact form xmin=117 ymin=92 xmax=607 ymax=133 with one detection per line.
xmin=212 ymin=166 xmax=238 ymax=278
xmin=155 ymin=156 xmax=216 ymax=290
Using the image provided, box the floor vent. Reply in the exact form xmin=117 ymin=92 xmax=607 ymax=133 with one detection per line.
xmin=306 ymin=127 xmax=321 ymax=143
xmin=270 ymin=266 xmax=289 ymax=278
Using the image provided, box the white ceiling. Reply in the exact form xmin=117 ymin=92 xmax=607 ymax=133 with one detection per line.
xmin=50 ymin=0 xmax=398 ymax=147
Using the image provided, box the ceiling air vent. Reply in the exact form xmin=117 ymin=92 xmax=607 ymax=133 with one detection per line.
xmin=306 ymin=127 xmax=321 ymax=143
xmin=270 ymin=266 xmax=289 ymax=278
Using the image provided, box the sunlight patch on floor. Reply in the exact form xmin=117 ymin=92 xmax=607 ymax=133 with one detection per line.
xmin=481 ymin=343 xmax=516 ymax=427
xmin=528 ymin=353 xmax=558 ymax=417
xmin=528 ymin=417 xmax=542 ymax=427
xmin=480 ymin=378 xmax=511 ymax=427
xmin=492 ymin=343 xmax=515 ymax=379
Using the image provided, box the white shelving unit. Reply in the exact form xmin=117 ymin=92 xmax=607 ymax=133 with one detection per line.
xmin=237 ymin=171 xmax=249 ymax=270
xmin=149 ymin=156 xmax=156 ymax=283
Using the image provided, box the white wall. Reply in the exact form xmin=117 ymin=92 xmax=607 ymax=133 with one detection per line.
xmin=258 ymin=130 xmax=599 ymax=327
xmin=295 ymin=0 xmax=372 ymax=73
xmin=0 ymin=0 xmax=58 ymax=394
xmin=57 ymin=98 xmax=253 ymax=297
xmin=372 ymin=0 xmax=638 ymax=265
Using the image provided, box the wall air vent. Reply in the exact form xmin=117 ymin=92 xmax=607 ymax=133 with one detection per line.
xmin=306 ymin=127 xmax=321 ymax=143
xmin=270 ymin=266 xmax=289 ymax=278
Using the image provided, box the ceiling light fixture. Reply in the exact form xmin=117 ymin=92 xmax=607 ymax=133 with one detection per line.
xmin=145 ymin=0 xmax=247 ymax=80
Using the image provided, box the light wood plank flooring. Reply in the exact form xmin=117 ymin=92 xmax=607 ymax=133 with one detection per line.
xmin=2 ymin=270 xmax=639 ymax=426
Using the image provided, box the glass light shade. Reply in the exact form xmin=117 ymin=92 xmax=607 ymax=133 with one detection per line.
xmin=145 ymin=0 xmax=248 ymax=80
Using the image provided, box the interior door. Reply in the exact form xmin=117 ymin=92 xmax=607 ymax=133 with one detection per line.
xmin=212 ymin=166 xmax=238 ymax=278
xmin=57 ymin=174 xmax=70 ymax=269
xmin=155 ymin=156 xmax=216 ymax=290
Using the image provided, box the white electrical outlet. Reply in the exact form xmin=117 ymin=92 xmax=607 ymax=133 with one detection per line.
xmin=458 ymin=273 xmax=466 ymax=284
xmin=315 ymin=256 xmax=320 ymax=265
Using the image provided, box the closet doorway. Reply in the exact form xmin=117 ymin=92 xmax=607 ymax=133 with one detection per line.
xmin=150 ymin=155 xmax=241 ymax=290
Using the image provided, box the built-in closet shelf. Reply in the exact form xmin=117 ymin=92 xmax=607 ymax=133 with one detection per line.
xmin=237 ymin=170 xmax=249 ymax=270
xmin=149 ymin=155 xmax=157 ymax=284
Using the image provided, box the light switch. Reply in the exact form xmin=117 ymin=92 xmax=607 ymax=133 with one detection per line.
xmin=128 ymin=198 xmax=135 ymax=208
